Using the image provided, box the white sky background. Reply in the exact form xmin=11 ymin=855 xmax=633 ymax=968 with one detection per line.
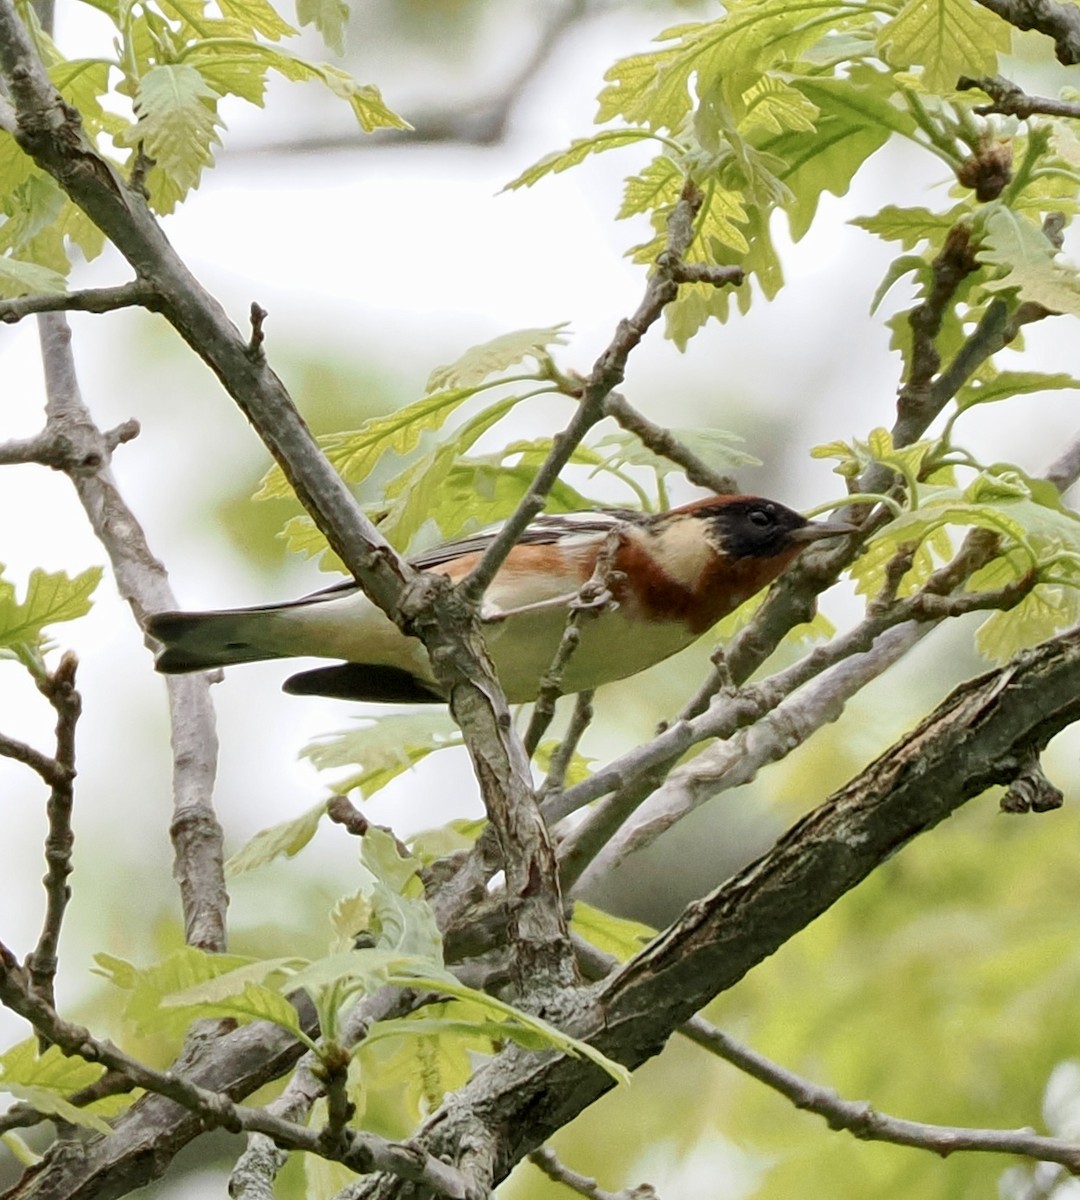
xmin=2 ymin=6 xmax=1080 ymax=1184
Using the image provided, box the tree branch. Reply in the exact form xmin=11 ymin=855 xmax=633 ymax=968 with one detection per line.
xmin=958 ymin=74 xmax=1080 ymax=118
xmin=24 ymin=652 xmax=80 ymax=1013
xmin=603 ymin=391 xmax=737 ymax=496
xmin=974 ymin=0 xmax=1080 ymax=64
xmin=0 ymin=281 xmax=156 ymax=324
xmin=529 ymin=1147 xmax=658 ymax=1200
xmin=681 ymin=1017 xmax=1080 ymax=1174
xmin=460 ymin=180 xmax=713 ymax=604
xmin=34 ymin=312 xmax=228 ymax=952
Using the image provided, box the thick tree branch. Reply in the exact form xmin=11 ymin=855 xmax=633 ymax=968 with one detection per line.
xmin=681 ymin=1017 xmax=1080 ymax=1173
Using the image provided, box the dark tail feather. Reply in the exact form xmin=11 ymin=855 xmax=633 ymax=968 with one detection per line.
xmin=147 ymin=609 xmax=285 ymax=673
xmin=284 ymin=664 xmax=444 ymax=704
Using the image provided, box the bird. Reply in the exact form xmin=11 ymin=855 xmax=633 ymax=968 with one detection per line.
xmin=147 ymin=495 xmax=853 ymax=705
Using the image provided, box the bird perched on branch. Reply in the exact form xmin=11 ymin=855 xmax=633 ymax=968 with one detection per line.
xmin=148 ymin=495 xmax=852 ymax=705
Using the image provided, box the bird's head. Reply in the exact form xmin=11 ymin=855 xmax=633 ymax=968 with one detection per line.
xmin=685 ymin=495 xmax=856 ymax=559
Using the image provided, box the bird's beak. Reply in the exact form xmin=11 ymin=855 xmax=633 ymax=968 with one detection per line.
xmin=789 ymin=518 xmax=858 ymax=542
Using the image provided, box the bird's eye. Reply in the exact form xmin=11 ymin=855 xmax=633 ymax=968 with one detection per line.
xmin=748 ymin=507 xmax=775 ymax=528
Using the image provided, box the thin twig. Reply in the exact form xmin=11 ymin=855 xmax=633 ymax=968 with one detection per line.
xmin=24 ymin=652 xmax=80 ymax=1013
xmin=538 ymin=690 xmax=595 ymax=799
xmin=0 ymin=280 xmax=157 ymax=325
xmin=529 ymin=1147 xmax=658 ymax=1200
xmin=524 ymin=527 xmax=625 ymax=756
xmin=958 ymin=74 xmax=1080 ymax=118
xmin=0 ymin=732 xmax=69 ymax=785
xmin=603 ymin=392 xmax=738 ymax=496
xmin=680 ymin=1016 xmax=1080 ymax=1174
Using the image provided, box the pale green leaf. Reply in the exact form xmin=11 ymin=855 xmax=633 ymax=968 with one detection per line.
xmin=533 ymin=742 xmax=594 ymax=788
xmin=978 ymin=207 xmax=1080 ymax=317
xmin=93 ymin=946 xmax=259 ymax=1036
xmin=164 ymin=982 xmax=306 ymax=1037
xmin=159 ymin=958 xmax=298 ymax=1006
xmin=740 ymin=74 xmax=819 ymax=136
xmin=216 ymin=0 xmax=296 ymax=39
xmin=763 ymin=66 xmax=921 ymax=240
xmin=225 ymin=800 xmax=328 ymax=877
xmin=386 ymin=966 xmax=630 ymax=1085
xmin=618 ymin=154 xmax=683 ymax=220
xmin=0 ymin=1039 xmax=106 ymax=1096
xmin=283 ymin=948 xmax=427 ymax=1001
xmin=363 ymin=1016 xmax=533 ymax=1048
xmin=956 ymin=371 xmax=1080 ymax=412
xmin=377 ymin=394 xmax=525 ymax=548
xmin=868 ymin=253 xmax=929 ymax=315
xmin=850 ymin=204 xmax=966 ymax=251
xmin=571 ymin=902 xmax=655 ymax=961
xmin=192 ymin=51 xmax=272 ymax=106
xmin=0 ymin=254 xmax=68 ymax=298
xmin=301 ymin=713 xmax=462 ymax=799
xmin=255 ymin=386 xmax=482 ymax=501
xmin=975 ymin=585 xmax=1080 ymax=664
xmin=119 ymin=64 xmax=224 ymax=204
xmin=316 ymin=67 xmax=409 ymax=133
xmin=0 ymin=566 xmax=101 ymax=652
xmin=296 ymin=0 xmax=347 ymax=55
xmin=592 ymin=428 xmax=761 ymax=477
xmin=504 ymin=131 xmax=659 ymax=191
xmin=360 ymin=828 xmax=443 ymax=961
xmin=0 ymin=174 xmax=65 ymax=256
xmin=598 ymin=5 xmax=863 ymax=133
xmin=426 ymin=324 xmax=570 ymax=392
xmin=2 ymin=1084 xmax=112 ymax=1134
xmin=0 ymin=1042 xmax=110 ymax=1134
xmin=878 ymin=0 xmax=1011 ymax=91
xmin=329 ymin=891 xmax=374 ymax=951
xmin=186 ymin=43 xmax=405 ymax=123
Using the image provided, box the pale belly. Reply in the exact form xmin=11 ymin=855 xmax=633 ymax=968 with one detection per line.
xmin=272 ymin=587 xmax=701 ymax=704
xmin=483 ymin=604 xmax=701 ymax=703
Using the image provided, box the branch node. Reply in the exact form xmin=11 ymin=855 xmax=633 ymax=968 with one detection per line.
xmin=247 ymin=303 xmax=268 ymax=361
xmin=1000 ymin=750 xmax=1064 ymax=813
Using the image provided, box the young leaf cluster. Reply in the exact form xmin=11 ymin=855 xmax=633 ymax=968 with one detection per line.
xmin=0 ymin=0 xmax=408 ymax=286
xmin=502 ymin=0 xmax=1080 ymax=349
xmin=816 ymin=427 xmax=1080 ymax=661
